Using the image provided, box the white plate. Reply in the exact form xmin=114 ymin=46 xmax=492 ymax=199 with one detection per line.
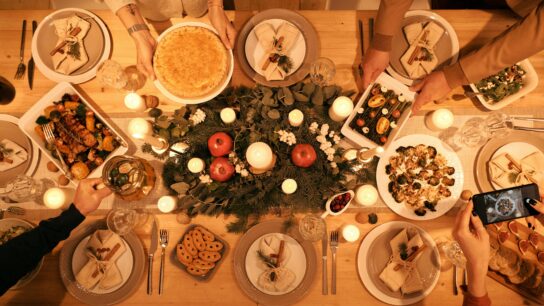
xmin=341 ymin=72 xmax=415 ymax=152
xmin=0 ymin=114 xmax=40 ymax=181
xmin=468 ymin=59 xmax=538 ymax=110
xmin=72 ymin=235 xmax=133 ymax=294
xmin=386 ymin=10 xmax=459 ymax=86
xmin=489 ymin=141 xmax=542 ymax=190
xmin=153 ymin=21 xmax=234 ymax=104
xmin=357 ymin=221 xmax=440 ymax=305
xmin=244 ymin=19 xmax=306 ymax=78
xmin=18 ymin=82 xmax=129 ymax=184
xmin=376 ymin=134 xmax=464 ymax=220
xmin=0 ymin=218 xmax=44 ymax=289
xmin=31 ymin=8 xmax=111 ymax=84
xmin=245 ymin=233 xmax=306 ymax=296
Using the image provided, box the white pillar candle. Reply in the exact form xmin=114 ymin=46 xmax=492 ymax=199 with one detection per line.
xmin=328 ymin=96 xmax=354 ymax=122
xmin=246 ymin=142 xmax=274 ymax=170
xmin=358 ymin=146 xmax=384 ymax=161
xmin=355 ymin=184 xmax=379 ymax=206
xmin=43 ymin=187 xmax=74 ymax=210
xmin=288 ymin=109 xmax=304 ymax=127
xmin=281 ymin=179 xmax=298 ymax=194
xmin=124 ymin=92 xmax=146 ymax=112
xmin=342 ymin=148 xmax=358 ymax=161
xmin=127 ymin=118 xmax=166 ymax=149
xmin=425 ymin=108 xmax=454 ymax=131
xmin=157 ymin=195 xmax=177 ymax=213
xmin=220 ymin=107 xmax=236 ymax=124
xmin=187 ymin=157 xmax=205 ymax=173
xmin=341 ymin=224 xmax=360 ymax=242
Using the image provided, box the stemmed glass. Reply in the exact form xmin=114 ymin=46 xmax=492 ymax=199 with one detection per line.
xmin=96 ymin=60 xmax=146 ymax=92
xmin=452 ymin=112 xmax=511 ymax=148
xmin=310 ymin=57 xmax=336 ymax=86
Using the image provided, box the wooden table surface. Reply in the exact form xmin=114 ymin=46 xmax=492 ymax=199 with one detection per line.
xmin=0 ymin=9 xmax=543 ymax=306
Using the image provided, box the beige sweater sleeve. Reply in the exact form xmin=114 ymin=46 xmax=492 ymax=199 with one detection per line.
xmin=97 ymin=0 xmax=136 ymax=14
xmin=444 ymin=2 xmax=544 ymax=88
xmin=372 ymin=0 xmax=414 ymax=51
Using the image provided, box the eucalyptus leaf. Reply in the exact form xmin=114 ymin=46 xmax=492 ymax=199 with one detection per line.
xmin=323 ymin=86 xmax=337 ymax=100
xmin=303 ymin=82 xmax=316 ymax=96
xmin=293 ymin=92 xmax=309 ymax=102
xmin=158 ymin=129 xmax=170 ymax=140
xmin=291 ymin=82 xmax=303 ymax=92
xmin=171 ymin=182 xmax=190 ymax=195
xmin=281 ymin=87 xmax=294 ymax=105
xmin=311 ymin=86 xmax=324 ymax=105
xmin=267 ymin=109 xmax=281 ymax=120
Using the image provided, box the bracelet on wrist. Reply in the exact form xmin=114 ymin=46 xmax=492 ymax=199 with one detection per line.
xmin=127 ymin=23 xmax=150 ymax=36
xmin=208 ymin=0 xmax=224 ymax=8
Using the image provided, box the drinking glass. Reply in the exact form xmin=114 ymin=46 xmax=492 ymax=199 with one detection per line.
xmin=106 ymin=208 xmax=138 ymax=236
xmin=452 ymin=112 xmax=511 ymax=148
xmin=298 ymin=215 xmax=326 ymax=242
xmin=310 ymin=57 xmax=336 ymax=86
xmin=0 ymin=175 xmax=53 ymax=203
xmin=440 ymin=240 xmax=467 ymax=269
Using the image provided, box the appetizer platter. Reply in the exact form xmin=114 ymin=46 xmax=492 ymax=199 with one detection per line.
xmin=19 ymin=82 xmax=128 ymax=182
xmin=0 ymin=114 xmax=40 ymax=186
xmin=31 ymin=8 xmax=111 ymax=84
xmin=173 ymin=224 xmax=228 ymax=281
xmin=233 ymin=220 xmax=316 ymax=306
xmin=153 ymin=22 xmax=234 ymax=104
xmin=468 ymin=59 xmax=538 ymax=110
xmin=377 ymin=134 xmax=463 ymax=220
xmin=59 ymin=220 xmax=145 ymax=305
xmin=0 ymin=218 xmax=44 ymax=289
xmin=236 ymin=9 xmax=319 ymax=87
xmin=341 ymin=72 xmax=415 ymax=151
xmin=387 ymin=10 xmax=459 ymax=85
xmin=357 ymin=221 xmax=440 ymax=305
xmin=486 ymin=220 xmax=544 ymax=304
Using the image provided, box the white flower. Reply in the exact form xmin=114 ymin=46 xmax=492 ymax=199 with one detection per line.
xmin=229 ymin=152 xmax=236 ymax=158
xmin=320 ymin=142 xmax=332 ymax=151
xmin=309 ymin=122 xmax=319 ymax=134
xmin=330 ymin=162 xmax=337 ymax=168
xmin=320 ymin=124 xmax=329 ymax=136
xmin=326 ymin=147 xmax=335 ymax=155
xmin=189 ymin=109 xmax=206 ymax=125
xmin=398 ymin=95 xmax=406 ymax=102
xmin=329 ymin=131 xmax=335 ymax=138
xmin=327 ymin=155 xmax=334 ymax=161
xmin=199 ymin=174 xmax=212 ymax=184
xmin=241 ymin=169 xmax=249 ymax=177
xmin=333 ymin=135 xmax=341 ymax=144
xmin=235 ymin=164 xmax=242 ymax=173
xmin=381 ymin=86 xmax=387 ymax=93
xmin=316 ymin=135 xmax=326 ymax=143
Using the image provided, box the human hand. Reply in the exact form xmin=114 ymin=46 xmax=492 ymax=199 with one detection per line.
xmin=453 ymin=200 xmax=489 ymax=297
xmin=209 ymin=6 xmax=236 ymax=49
xmin=132 ymin=30 xmax=157 ymax=80
xmin=361 ymin=48 xmax=390 ymax=90
xmin=73 ymin=178 xmax=113 ymax=216
xmin=409 ymin=71 xmax=451 ymax=114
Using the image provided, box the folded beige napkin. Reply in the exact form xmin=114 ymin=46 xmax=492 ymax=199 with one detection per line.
xmin=76 ymin=230 xmax=126 ymax=290
xmin=490 ymin=151 xmax=544 ymax=190
xmin=0 ymin=139 xmax=28 ymax=172
xmin=254 ymin=22 xmax=300 ymax=81
xmin=51 ymin=15 xmax=91 ymax=75
xmin=400 ymin=21 xmax=443 ymax=79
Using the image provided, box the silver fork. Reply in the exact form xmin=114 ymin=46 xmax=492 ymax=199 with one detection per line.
xmin=330 ymin=230 xmax=339 ymax=295
xmin=0 ymin=206 xmax=25 ymax=219
xmin=159 ymin=229 xmax=169 ymax=295
xmin=42 ymin=123 xmax=72 ymax=179
xmin=14 ymin=20 xmax=27 ymax=80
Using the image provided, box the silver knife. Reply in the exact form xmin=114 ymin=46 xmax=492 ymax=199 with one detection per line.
xmin=148 ymin=219 xmax=158 ymax=295
xmin=27 ymin=20 xmax=37 ymax=90
xmin=322 ymin=225 xmax=328 ymax=295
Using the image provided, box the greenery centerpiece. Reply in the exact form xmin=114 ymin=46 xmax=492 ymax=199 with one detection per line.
xmin=143 ymin=82 xmax=371 ymax=232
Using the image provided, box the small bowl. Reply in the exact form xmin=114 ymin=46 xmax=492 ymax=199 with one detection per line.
xmin=321 ymin=190 xmax=354 ymax=218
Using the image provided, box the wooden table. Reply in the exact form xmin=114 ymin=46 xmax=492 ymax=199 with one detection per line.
xmin=0 ymin=9 xmax=542 ymax=306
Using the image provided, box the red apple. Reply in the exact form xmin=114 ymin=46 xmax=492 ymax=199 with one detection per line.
xmin=291 ymin=144 xmax=317 ymax=168
xmin=208 ymin=132 xmax=233 ymax=157
xmin=209 ymin=157 xmax=235 ymax=182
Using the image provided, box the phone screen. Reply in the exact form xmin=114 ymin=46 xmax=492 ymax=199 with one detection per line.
xmin=473 ymin=184 xmax=540 ymax=225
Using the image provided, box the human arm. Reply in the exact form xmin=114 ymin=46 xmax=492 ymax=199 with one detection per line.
xmin=0 ymin=179 xmax=112 ymax=295
xmin=452 ymin=200 xmax=492 ymax=306
xmin=207 ymin=0 xmax=236 ymax=49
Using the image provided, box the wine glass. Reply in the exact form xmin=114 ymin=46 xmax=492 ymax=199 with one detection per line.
xmin=298 ymin=214 xmax=326 ymax=242
xmin=0 ymin=175 xmax=53 ymax=203
xmin=106 ymin=208 xmax=138 ymax=236
xmin=452 ymin=112 xmax=511 ymax=148
xmin=310 ymin=57 xmax=336 ymax=86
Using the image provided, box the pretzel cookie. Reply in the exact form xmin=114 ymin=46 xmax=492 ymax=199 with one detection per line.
xmin=195 ymin=226 xmax=215 ymax=242
xmin=191 ymin=229 xmax=207 ymax=251
xmin=186 ymin=264 xmax=209 ymax=276
xmin=192 ymin=258 xmax=216 ymax=270
xmin=183 ymin=231 xmax=198 ymax=257
xmin=198 ymin=251 xmax=222 ymax=263
xmin=176 ymin=244 xmax=193 ymax=266
xmin=205 ymin=240 xmax=224 ymax=252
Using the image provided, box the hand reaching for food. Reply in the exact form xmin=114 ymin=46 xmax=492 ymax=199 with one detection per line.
xmin=409 ymin=71 xmax=451 ymax=114
xmin=73 ymin=178 xmax=113 ymax=216
xmin=208 ymin=5 xmax=236 ymax=50
xmin=361 ymin=48 xmax=390 ymax=90
xmin=133 ymin=30 xmax=157 ymax=80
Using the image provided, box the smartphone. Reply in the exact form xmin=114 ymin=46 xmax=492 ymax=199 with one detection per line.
xmin=472 ymin=184 xmax=540 ymax=225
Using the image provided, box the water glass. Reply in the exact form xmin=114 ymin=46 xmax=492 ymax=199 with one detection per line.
xmin=310 ymin=57 xmax=336 ymax=86
xmin=106 ymin=208 xmax=138 ymax=236
xmin=298 ymin=215 xmax=326 ymax=242
xmin=0 ymin=175 xmax=53 ymax=203
xmin=440 ymin=240 xmax=467 ymax=269
xmin=96 ymin=60 xmax=129 ymax=90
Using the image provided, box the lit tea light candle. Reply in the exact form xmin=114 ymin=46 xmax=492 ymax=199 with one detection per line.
xmin=329 ymin=96 xmax=354 ymax=122
xmin=220 ymin=107 xmax=236 ymax=124
xmin=127 ymin=118 xmax=167 ymax=149
xmin=43 ymin=187 xmax=73 ymax=210
xmin=358 ymin=146 xmax=384 ymax=161
xmin=355 ymin=184 xmax=379 ymax=206
xmin=281 ymin=179 xmax=298 ymax=194
xmin=288 ymin=109 xmax=304 ymax=127
xmin=425 ymin=108 xmax=454 ymax=131
xmin=187 ymin=157 xmax=205 ymax=173
xmin=124 ymin=92 xmax=146 ymax=112
xmin=342 ymin=224 xmax=360 ymax=242
xmin=157 ymin=195 xmax=177 ymax=213
xmin=246 ymin=142 xmax=275 ymax=171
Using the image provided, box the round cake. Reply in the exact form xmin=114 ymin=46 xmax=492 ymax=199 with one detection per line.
xmin=154 ymin=26 xmax=229 ymax=99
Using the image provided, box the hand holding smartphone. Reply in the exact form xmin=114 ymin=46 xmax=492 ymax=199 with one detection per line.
xmin=472 ymin=184 xmax=540 ymax=225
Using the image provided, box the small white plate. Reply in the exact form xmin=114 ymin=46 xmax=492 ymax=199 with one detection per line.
xmin=489 ymin=141 xmax=542 ymax=190
xmin=245 ymin=233 xmax=306 ymax=296
xmin=468 ymin=59 xmax=538 ymax=110
xmin=376 ymin=134 xmax=464 ymax=220
xmin=357 ymin=221 xmax=441 ymax=305
xmin=72 ymin=235 xmax=133 ymax=294
xmin=244 ymin=19 xmax=306 ymax=78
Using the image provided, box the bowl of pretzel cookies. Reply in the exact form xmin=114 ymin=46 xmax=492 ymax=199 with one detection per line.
xmin=174 ymin=224 xmax=228 ymax=281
